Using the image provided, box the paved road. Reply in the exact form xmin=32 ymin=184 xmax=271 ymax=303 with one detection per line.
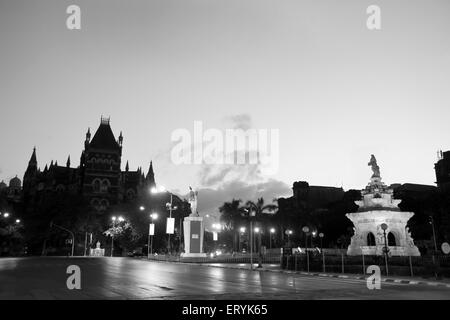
xmin=0 ymin=257 xmax=449 ymax=300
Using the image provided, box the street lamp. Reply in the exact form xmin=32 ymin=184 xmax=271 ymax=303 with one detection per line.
xmin=311 ymin=230 xmax=317 ymax=248
xmin=381 ymin=223 xmax=389 ymax=276
xmin=151 ymin=186 xmax=178 ymax=255
xmin=253 ymin=227 xmax=263 ymax=268
xmin=148 ymin=212 xmax=158 ymax=258
xmin=50 ymin=221 xmax=75 ymax=257
xmin=111 ymin=216 xmax=125 ymax=257
xmin=3 ymin=212 xmax=9 ymax=218
xmin=286 ymin=229 xmax=293 ymax=246
xmin=244 ymin=207 xmax=256 ymax=270
xmin=319 ymin=232 xmax=324 ymax=251
xmin=302 ymin=226 xmax=310 ymax=253
xmin=238 ymin=227 xmax=246 ymax=252
xmin=429 ymin=216 xmax=438 ymax=252
xmin=270 ymin=228 xmax=275 ymax=249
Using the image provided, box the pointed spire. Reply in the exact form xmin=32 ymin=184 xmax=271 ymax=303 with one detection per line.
xmin=118 ymin=131 xmax=123 ymax=147
xmin=44 ymin=164 xmax=48 ymax=172
xmin=55 ymin=160 xmax=58 ymax=167
xmin=66 ymin=155 xmax=71 ymax=168
xmin=50 ymin=160 xmax=54 ymax=167
xmin=146 ymin=161 xmax=156 ymax=188
xmin=86 ymin=128 xmax=91 ymax=141
xmin=28 ymin=147 xmax=37 ymax=166
xmin=125 ymin=160 xmax=129 ymax=172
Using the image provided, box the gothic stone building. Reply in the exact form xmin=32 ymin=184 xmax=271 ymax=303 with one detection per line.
xmin=22 ymin=117 xmax=156 ymax=211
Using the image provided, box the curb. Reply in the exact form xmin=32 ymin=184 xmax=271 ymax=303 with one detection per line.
xmin=143 ymin=258 xmax=450 ymax=289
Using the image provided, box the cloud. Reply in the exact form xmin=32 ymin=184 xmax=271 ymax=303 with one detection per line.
xmin=194 ymin=177 xmax=291 ymax=222
xmin=224 ymin=113 xmax=252 ymax=130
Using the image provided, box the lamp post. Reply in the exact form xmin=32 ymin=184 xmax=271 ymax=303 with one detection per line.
xmin=148 ymin=212 xmax=158 ymax=258
xmin=151 ymin=186 xmax=177 ymax=255
xmin=50 ymin=221 xmax=75 ymax=257
xmin=381 ymin=223 xmax=389 ymax=276
xmin=311 ymin=231 xmax=317 ymax=248
xmin=429 ymin=216 xmax=438 ymax=252
xmin=286 ymin=229 xmax=293 ymax=246
xmin=244 ymin=208 xmax=256 ymax=270
xmin=302 ymin=226 xmax=310 ymax=253
xmin=110 ymin=216 xmax=124 ymax=257
xmin=254 ymin=227 xmax=263 ymax=268
xmin=270 ymin=228 xmax=275 ymax=249
xmin=239 ymin=227 xmax=246 ymax=252
xmin=319 ymin=232 xmax=324 ymax=251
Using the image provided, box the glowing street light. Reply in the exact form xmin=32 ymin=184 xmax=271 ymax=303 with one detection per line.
xmin=319 ymin=232 xmax=324 ymax=250
xmin=285 ymin=229 xmax=293 ymax=246
xmin=269 ymin=228 xmax=276 ymax=249
xmin=110 ymin=216 xmax=125 ymax=257
xmin=148 ymin=212 xmax=158 ymax=258
xmin=3 ymin=213 xmax=9 ymax=218
xmin=240 ymin=227 xmax=246 ymax=233
xmin=254 ymin=227 xmax=260 ymax=233
xmin=151 ymin=186 xmax=177 ymax=254
xmin=139 ymin=206 xmax=145 ymax=211
xmin=16 ymin=219 xmax=21 ymax=224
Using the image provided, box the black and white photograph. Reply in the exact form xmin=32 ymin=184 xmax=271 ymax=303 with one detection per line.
xmin=0 ymin=0 xmax=449 ymax=311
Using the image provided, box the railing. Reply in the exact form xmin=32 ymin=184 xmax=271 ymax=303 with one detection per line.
xmin=281 ymin=252 xmax=450 ymax=278
xmin=145 ymin=253 xmax=282 ymax=264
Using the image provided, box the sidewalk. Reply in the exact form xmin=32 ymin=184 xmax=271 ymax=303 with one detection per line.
xmin=196 ymin=262 xmax=450 ymax=289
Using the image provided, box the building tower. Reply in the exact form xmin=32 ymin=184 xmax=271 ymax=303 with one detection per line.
xmin=80 ymin=117 xmax=123 ymax=210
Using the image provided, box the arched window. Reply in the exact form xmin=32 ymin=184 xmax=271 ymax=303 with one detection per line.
xmin=100 ymin=199 xmax=109 ymax=210
xmin=367 ymin=232 xmax=376 ymax=246
xmin=93 ymin=179 xmax=101 ymax=192
xmin=56 ymin=184 xmax=65 ymax=193
xmin=100 ymin=179 xmax=110 ymax=193
xmin=388 ymin=232 xmax=396 ymax=246
xmin=126 ymin=189 xmax=135 ymax=200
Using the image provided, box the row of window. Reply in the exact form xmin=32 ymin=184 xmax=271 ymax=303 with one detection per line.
xmin=366 ymin=232 xmax=396 ymax=246
xmin=92 ymin=178 xmax=110 ymax=193
xmin=91 ymin=198 xmax=110 ymax=209
xmin=88 ymin=157 xmax=117 ymax=165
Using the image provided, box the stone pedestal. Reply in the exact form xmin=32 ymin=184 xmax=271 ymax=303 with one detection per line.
xmin=346 ymin=172 xmax=420 ymax=257
xmin=346 ymin=211 xmax=420 ymax=256
xmin=181 ymin=216 xmax=207 ymax=258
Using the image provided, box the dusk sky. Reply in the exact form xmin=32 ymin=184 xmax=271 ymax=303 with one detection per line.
xmin=1 ymin=0 xmax=450 ymax=216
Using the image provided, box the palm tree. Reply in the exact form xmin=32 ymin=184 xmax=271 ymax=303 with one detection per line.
xmin=219 ymin=199 xmax=246 ymax=251
xmin=245 ymin=198 xmax=278 ymax=267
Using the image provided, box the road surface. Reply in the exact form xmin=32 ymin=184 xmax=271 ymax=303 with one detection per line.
xmin=0 ymin=257 xmax=449 ymax=300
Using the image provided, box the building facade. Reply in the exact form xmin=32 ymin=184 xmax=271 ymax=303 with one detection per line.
xmin=22 ymin=117 xmax=156 ymax=211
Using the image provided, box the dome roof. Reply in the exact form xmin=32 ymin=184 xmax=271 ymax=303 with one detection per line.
xmin=9 ymin=175 xmax=21 ymax=188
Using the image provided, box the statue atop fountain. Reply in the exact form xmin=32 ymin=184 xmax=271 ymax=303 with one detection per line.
xmin=346 ymin=155 xmax=420 ymax=256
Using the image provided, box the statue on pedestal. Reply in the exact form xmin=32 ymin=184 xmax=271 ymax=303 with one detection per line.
xmin=188 ymin=186 xmax=199 ymax=217
xmin=182 ymin=186 xmax=206 ymax=258
xmin=368 ymin=154 xmax=380 ymax=178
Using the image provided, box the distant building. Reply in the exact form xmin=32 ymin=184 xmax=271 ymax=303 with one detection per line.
xmin=278 ymin=181 xmax=345 ymax=219
xmin=0 ymin=176 xmax=22 ymax=203
xmin=22 ymin=117 xmax=157 ymax=211
xmin=435 ymin=150 xmax=450 ymax=193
